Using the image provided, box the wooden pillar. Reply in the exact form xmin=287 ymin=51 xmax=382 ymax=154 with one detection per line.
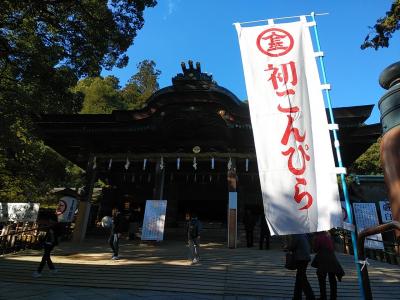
xmin=153 ymin=159 xmax=165 ymax=200
xmin=227 ymin=159 xmax=237 ymax=249
xmin=72 ymin=154 xmax=97 ymax=243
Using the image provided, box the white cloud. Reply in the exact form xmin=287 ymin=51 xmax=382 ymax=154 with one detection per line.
xmin=163 ymin=0 xmax=180 ymax=20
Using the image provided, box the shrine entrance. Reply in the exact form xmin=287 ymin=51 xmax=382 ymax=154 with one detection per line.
xmin=165 ymin=173 xmax=228 ymax=223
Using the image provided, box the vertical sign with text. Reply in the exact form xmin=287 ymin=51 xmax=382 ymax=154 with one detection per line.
xmin=235 ymin=19 xmax=341 ymax=235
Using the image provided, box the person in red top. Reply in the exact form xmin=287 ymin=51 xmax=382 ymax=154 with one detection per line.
xmin=312 ymin=231 xmax=345 ymax=300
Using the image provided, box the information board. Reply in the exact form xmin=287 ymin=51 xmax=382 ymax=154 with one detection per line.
xmin=379 ymin=200 xmax=393 ymax=223
xmin=0 ymin=203 xmax=40 ymax=222
xmin=353 ymin=203 xmax=384 ymax=250
xmin=141 ymin=200 xmax=167 ymax=241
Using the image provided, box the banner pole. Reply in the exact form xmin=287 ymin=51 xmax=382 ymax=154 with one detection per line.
xmin=310 ymin=12 xmax=366 ymax=300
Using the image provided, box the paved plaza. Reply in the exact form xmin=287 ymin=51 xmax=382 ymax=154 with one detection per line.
xmin=1 ymin=238 xmax=400 ymax=299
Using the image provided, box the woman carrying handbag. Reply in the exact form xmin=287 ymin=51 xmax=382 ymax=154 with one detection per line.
xmin=311 ymin=231 xmax=345 ymax=300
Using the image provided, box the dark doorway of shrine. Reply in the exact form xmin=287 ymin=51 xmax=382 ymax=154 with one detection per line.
xmin=163 ymin=166 xmax=228 ymax=224
xmin=164 ymin=174 xmax=228 ymax=224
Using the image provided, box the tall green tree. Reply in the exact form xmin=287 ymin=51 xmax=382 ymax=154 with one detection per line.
xmin=361 ymin=0 xmax=400 ymax=49
xmin=0 ymin=0 xmax=157 ymax=202
xmin=76 ymin=76 xmax=127 ymax=114
xmin=122 ymin=60 xmax=161 ymax=109
xmin=349 ymin=139 xmax=383 ymax=175
xmin=75 ymin=59 xmax=161 ymax=113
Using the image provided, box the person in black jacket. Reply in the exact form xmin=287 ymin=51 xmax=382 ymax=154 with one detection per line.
xmin=243 ymin=209 xmax=256 ymax=247
xmin=259 ymin=213 xmax=271 ymax=250
xmin=109 ymin=207 xmax=123 ymax=260
xmin=287 ymin=234 xmax=315 ymax=300
xmin=187 ymin=213 xmax=202 ymax=264
xmin=32 ymin=215 xmax=59 ymax=278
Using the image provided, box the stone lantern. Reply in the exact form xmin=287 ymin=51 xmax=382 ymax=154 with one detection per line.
xmin=379 ymin=61 xmax=400 ymax=238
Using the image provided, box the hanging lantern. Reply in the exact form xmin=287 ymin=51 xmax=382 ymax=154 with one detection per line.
xmin=108 ymin=158 xmax=113 ymax=170
xmin=177 ymin=157 xmax=181 ymax=170
xmin=245 ymin=158 xmax=249 ymax=172
xmin=211 ymin=157 xmax=215 ymax=170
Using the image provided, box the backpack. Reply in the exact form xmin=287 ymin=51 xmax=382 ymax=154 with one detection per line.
xmin=189 ymin=219 xmax=199 ymax=239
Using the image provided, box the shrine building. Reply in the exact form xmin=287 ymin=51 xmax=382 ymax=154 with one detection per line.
xmin=36 ymin=61 xmax=381 ymax=244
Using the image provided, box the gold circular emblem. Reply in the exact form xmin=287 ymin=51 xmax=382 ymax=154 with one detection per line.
xmin=192 ymin=146 xmax=201 ymax=154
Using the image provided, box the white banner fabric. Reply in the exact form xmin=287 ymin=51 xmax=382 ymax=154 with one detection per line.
xmin=141 ymin=200 xmax=167 ymax=241
xmin=235 ymin=20 xmax=342 ymax=235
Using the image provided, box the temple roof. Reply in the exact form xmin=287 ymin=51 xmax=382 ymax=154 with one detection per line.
xmin=36 ymin=61 xmax=381 ymax=170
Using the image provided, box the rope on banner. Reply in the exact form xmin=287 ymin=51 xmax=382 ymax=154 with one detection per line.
xmin=310 ymin=11 xmax=366 ymax=300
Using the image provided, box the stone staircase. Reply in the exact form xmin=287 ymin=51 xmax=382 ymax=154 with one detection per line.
xmin=1 ymin=238 xmax=400 ymax=299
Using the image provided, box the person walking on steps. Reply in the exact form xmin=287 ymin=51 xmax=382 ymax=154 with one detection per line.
xmin=243 ymin=208 xmax=256 ymax=247
xmin=109 ymin=207 xmax=123 ymax=260
xmin=187 ymin=213 xmax=201 ymax=264
xmin=311 ymin=231 xmax=345 ymax=300
xmin=32 ymin=214 xmax=60 ymax=278
xmin=287 ymin=233 xmax=315 ymax=300
xmin=259 ymin=213 xmax=271 ymax=250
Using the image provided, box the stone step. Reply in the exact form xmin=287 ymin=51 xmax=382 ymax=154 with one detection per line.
xmin=1 ymin=239 xmax=399 ymax=299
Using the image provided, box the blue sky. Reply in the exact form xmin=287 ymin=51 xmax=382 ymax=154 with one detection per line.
xmin=103 ymin=0 xmax=400 ymax=125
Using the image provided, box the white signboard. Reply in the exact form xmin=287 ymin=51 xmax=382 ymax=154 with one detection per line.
xmin=56 ymin=196 xmax=77 ymax=222
xmin=353 ymin=203 xmax=384 ymax=250
xmin=379 ymin=200 xmax=393 ymax=223
xmin=141 ymin=200 xmax=167 ymax=241
xmin=0 ymin=203 xmax=40 ymax=222
xmin=235 ymin=18 xmax=341 ymax=235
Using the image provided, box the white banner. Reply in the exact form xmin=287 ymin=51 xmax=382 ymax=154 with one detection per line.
xmin=353 ymin=203 xmax=384 ymax=250
xmin=235 ymin=19 xmax=341 ymax=235
xmin=141 ymin=200 xmax=167 ymax=241
xmin=0 ymin=203 xmax=40 ymax=222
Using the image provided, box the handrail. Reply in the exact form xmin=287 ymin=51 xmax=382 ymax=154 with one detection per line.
xmin=357 ymin=221 xmax=400 ymax=259
xmin=0 ymin=225 xmax=49 ymax=238
xmin=357 ymin=221 xmax=400 ymax=300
